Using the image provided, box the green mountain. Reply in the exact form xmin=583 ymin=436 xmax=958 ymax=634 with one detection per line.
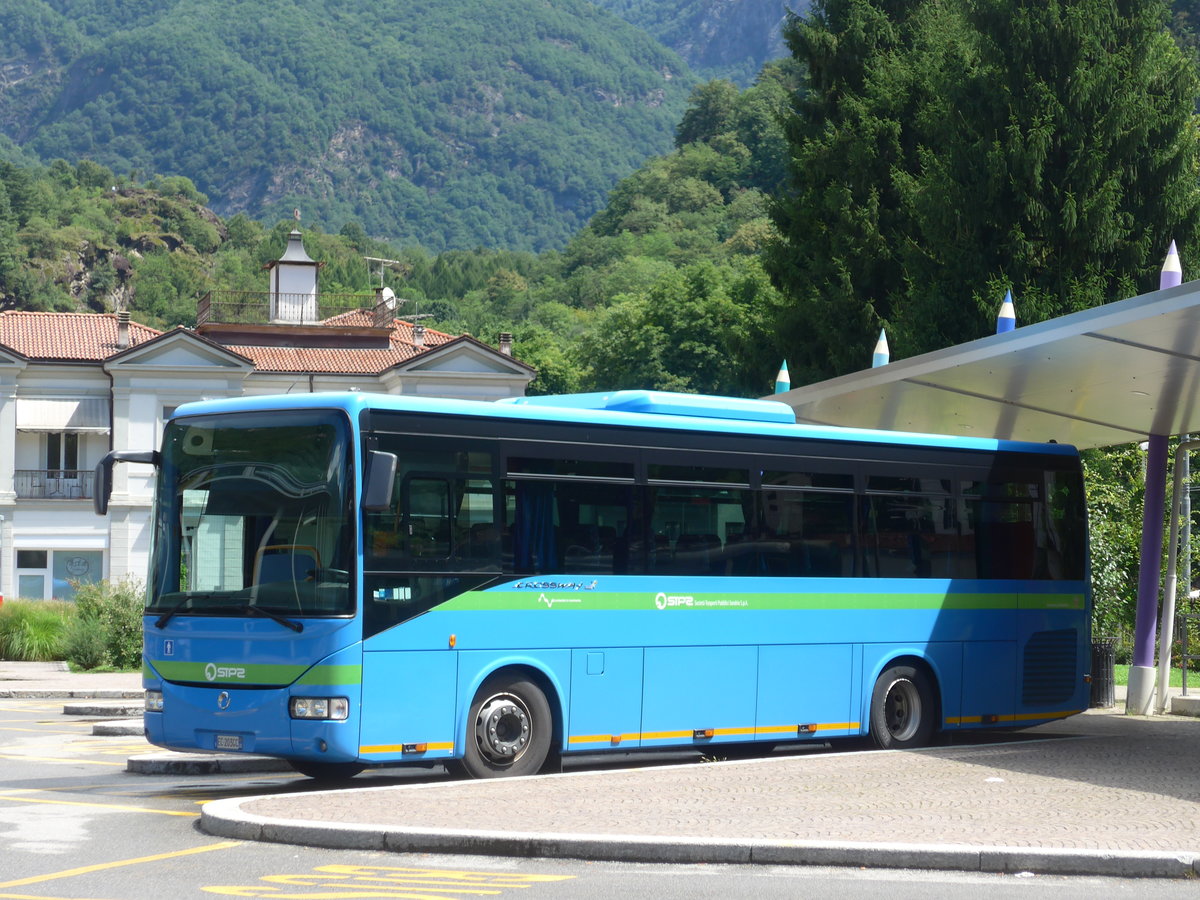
xmin=0 ymin=0 xmax=695 ymax=252
xmin=591 ymin=0 xmax=797 ymax=83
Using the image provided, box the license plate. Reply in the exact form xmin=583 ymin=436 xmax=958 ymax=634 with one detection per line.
xmin=215 ymin=734 xmax=242 ymax=751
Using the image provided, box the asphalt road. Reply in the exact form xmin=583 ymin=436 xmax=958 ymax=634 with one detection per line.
xmin=2 ymin=697 xmax=1199 ymax=899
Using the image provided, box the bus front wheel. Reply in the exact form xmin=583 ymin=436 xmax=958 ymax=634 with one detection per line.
xmin=869 ymin=664 xmax=935 ymax=750
xmin=462 ymin=674 xmax=552 ymax=779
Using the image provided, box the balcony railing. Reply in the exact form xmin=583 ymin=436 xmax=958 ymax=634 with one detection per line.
xmin=15 ymin=469 xmax=95 ymax=500
xmin=197 ymin=291 xmax=395 ymax=327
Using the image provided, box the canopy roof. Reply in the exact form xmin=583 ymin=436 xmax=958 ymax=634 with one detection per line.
xmin=771 ymin=279 xmax=1200 ymax=451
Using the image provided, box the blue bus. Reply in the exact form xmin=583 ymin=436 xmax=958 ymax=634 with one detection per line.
xmin=96 ymin=390 xmax=1091 ymax=780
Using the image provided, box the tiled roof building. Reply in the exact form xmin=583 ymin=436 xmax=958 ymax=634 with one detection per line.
xmin=0 ymin=231 xmax=534 ymax=603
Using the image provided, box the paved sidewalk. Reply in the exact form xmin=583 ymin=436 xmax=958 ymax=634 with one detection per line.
xmin=201 ymin=707 xmax=1200 ymax=878
xmin=0 ymin=660 xmax=142 ymax=698
xmin=3 ymin=661 xmax=1199 ymax=877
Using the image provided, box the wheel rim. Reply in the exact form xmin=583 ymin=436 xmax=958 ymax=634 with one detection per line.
xmin=474 ymin=691 xmax=532 ymax=765
xmin=882 ymin=677 xmax=922 ymax=742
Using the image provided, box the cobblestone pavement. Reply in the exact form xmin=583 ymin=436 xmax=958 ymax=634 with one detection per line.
xmin=231 ymin=709 xmax=1199 ymax=852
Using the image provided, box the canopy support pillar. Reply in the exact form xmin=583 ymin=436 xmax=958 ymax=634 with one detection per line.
xmin=1128 ymin=433 xmax=1167 ymax=715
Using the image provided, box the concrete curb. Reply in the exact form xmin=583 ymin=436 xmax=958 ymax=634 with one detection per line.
xmin=199 ymin=797 xmax=1200 ymax=878
xmin=63 ymin=701 xmax=144 ymax=716
xmin=127 ymin=752 xmax=294 ymax=775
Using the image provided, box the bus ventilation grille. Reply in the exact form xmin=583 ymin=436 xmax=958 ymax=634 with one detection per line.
xmin=1022 ymin=629 xmax=1077 ymax=705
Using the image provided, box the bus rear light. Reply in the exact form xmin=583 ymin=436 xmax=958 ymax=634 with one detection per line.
xmin=290 ymin=697 xmax=349 ymax=720
xmin=145 ymin=691 xmax=164 ymax=712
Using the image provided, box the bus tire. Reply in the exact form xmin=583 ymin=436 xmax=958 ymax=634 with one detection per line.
xmin=288 ymin=760 xmax=364 ymax=780
xmin=462 ymin=674 xmax=553 ymax=779
xmin=869 ymin=664 xmax=936 ymax=750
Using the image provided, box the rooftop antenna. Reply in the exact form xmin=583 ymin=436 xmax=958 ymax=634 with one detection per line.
xmin=364 ymin=256 xmax=403 ymax=288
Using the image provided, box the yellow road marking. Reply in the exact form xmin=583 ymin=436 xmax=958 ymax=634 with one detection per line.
xmin=0 ymin=753 xmax=124 ymax=767
xmin=0 ymin=841 xmax=241 ymax=889
xmin=0 ymin=794 xmax=198 ymax=817
xmin=204 ymin=864 xmax=574 ymax=898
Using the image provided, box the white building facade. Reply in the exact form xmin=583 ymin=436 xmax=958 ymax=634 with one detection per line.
xmin=0 ymin=233 xmax=535 ymax=602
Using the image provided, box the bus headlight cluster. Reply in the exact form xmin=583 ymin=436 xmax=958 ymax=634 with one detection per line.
xmin=145 ymin=691 xmax=164 ymax=712
xmin=289 ymin=697 xmax=349 ymax=720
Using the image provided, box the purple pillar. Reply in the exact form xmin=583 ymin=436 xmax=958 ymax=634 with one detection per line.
xmin=1133 ymin=433 xmax=1168 ymax=668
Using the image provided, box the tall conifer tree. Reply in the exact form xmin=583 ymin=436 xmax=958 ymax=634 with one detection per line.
xmin=767 ymin=0 xmax=1200 ymax=378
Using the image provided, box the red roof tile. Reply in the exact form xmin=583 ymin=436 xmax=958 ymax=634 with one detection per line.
xmin=0 ymin=311 xmax=495 ymax=377
xmin=0 ymin=311 xmax=161 ymax=361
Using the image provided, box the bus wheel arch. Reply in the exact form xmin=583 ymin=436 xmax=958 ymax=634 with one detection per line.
xmin=459 ymin=666 xmax=561 ymax=779
xmin=868 ymin=657 xmax=939 ymax=750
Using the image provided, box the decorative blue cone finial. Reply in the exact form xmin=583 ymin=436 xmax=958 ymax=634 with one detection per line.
xmin=774 ymin=360 xmax=790 ymax=394
xmin=872 ymin=329 xmax=890 ymax=368
xmin=996 ymin=289 xmax=1016 ymax=334
xmin=1161 ymin=240 xmax=1182 ymax=290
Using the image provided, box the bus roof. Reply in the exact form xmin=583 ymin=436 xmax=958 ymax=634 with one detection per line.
xmin=170 ymin=390 xmax=1079 ymax=456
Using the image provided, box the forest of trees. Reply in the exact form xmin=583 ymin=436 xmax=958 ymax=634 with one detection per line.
xmin=0 ymin=0 xmax=698 ymax=251
xmin=5 ymin=0 xmax=1200 ymax=649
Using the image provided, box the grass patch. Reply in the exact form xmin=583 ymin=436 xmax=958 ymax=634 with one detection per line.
xmin=1113 ymin=664 xmax=1199 ymax=689
xmin=0 ymin=600 xmax=74 ymax=661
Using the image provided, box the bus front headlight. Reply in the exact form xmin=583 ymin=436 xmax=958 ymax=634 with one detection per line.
xmin=145 ymin=691 xmax=164 ymax=712
xmin=289 ymin=697 xmax=349 ymax=720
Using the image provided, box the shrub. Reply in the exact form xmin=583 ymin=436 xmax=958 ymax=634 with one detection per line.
xmin=72 ymin=579 xmax=145 ymax=670
xmin=63 ymin=615 xmax=109 ymax=671
xmin=0 ymin=600 xmax=73 ymax=661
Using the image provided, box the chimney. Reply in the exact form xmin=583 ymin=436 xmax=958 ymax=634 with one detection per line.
xmin=116 ymin=310 xmax=130 ymax=350
xmin=498 ymin=332 xmax=513 ymax=356
xmin=413 ymin=323 xmax=425 ymax=349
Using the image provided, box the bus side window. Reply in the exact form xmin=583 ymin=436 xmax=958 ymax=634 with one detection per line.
xmin=862 ymin=477 xmax=956 ymax=578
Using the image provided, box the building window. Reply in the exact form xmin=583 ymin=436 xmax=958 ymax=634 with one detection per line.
xmin=46 ymin=432 xmax=79 ymax=476
xmin=15 ymin=549 xmax=103 ymax=601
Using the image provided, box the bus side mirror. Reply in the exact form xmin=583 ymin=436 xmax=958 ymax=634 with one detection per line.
xmin=94 ymin=450 xmax=160 ymax=516
xmin=362 ymin=451 xmax=397 ymax=511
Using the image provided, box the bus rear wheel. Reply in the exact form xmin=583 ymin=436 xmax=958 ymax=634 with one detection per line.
xmin=461 ymin=674 xmax=552 ymax=779
xmin=288 ymin=760 xmax=364 ymax=781
xmin=869 ymin=664 xmax=935 ymax=750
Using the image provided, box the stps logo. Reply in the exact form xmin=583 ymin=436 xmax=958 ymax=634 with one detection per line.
xmin=654 ymin=592 xmax=694 ymax=610
xmin=204 ymin=663 xmax=246 ymax=681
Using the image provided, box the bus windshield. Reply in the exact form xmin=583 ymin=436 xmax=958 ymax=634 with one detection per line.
xmin=147 ymin=410 xmax=354 ymax=618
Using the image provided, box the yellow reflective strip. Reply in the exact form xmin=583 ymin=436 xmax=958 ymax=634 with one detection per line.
xmin=639 ymin=730 xmax=696 ymax=741
xmin=358 ymin=742 xmax=454 ymax=754
xmin=949 ymin=709 xmax=1083 ymax=726
xmin=756 ymin=723 xmax=860 ymax=735
xmin=712 ymin=727 xmax=757 ymax=737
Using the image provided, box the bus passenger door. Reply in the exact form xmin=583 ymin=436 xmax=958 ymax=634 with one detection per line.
xmin=567 ymin=648 xmax=643 ymax=751
xmin=756 ymin=644 xmax=854 ymax=739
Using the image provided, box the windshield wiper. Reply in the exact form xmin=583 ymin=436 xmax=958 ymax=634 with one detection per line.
xmin=238 ymin=603 xmax=304 ymax=633
xmin=153 ymin=592 xmax=222 ymax=629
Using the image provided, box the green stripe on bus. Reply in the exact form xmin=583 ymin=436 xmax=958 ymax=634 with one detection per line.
xmin=296 ymin=664 xmax=363 ymax=686
xmin=150 ymin=661 xmax=310 ymax=685
xmin=439 ymin=591 xmax=1082 ymax=612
